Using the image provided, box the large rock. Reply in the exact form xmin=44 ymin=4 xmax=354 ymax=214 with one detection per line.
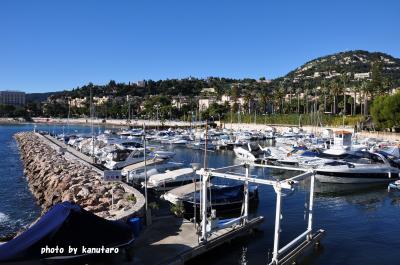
xmin=14 ymin=132 xmax=137 ymax=219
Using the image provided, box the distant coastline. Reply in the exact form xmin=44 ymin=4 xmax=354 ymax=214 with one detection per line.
xmin=0 ymin=117 xmax=32 ymax=125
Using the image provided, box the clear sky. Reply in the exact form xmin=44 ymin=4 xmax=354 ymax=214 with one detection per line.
xmin=1 ymin=0 xmax=400 ymax=93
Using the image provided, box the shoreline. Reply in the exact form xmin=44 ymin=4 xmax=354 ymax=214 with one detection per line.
xmin=1 ymin=117 xmax=399 ymax=142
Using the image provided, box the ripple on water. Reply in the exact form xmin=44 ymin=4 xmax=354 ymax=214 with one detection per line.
xmin=0 ymin=212 xmax=9 ymax=223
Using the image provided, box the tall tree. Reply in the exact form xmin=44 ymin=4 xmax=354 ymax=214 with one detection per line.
xmin=371 ymin=61 xmax=383 ymax=94
xmin=340 ymin=73 xmax=349 ymax=115
xmin=329 ymin=79 xmax=340 ymax=114
xmin=321 ymin=79 xmax=329 ymax=112
xmin=361 ymin=80 xmax=373 ymax=116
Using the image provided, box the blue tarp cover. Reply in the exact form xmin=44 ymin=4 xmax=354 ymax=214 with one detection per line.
xmin=190 ymin=184 xmax=246 ymax=204
xmin=0 ymin=201 xmax=133 ymax=262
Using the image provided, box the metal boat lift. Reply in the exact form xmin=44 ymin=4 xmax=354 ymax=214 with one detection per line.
xmin=196 ymin=163 xmax=325 ymax=265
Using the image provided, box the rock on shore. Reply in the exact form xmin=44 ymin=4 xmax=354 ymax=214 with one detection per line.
xmin=14 ymin=132 xmax=135 ymax=219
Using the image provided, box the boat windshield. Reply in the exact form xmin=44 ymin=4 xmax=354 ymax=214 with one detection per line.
xmin=112 ymin=150 xmax=130 ymax=161
xmin=377 ymin=151 xmax=400 ymax=168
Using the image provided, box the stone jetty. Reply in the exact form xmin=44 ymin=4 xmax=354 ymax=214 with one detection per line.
xmin=14 ymin=132 xmax=138 ymax=219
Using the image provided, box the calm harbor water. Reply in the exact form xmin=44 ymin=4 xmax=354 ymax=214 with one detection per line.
xmin=1 ymin=123 xmax=400 ymax=264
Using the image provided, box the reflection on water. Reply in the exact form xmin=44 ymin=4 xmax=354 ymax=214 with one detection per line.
xmin=315 ymin=182 xmax=392 ymax=211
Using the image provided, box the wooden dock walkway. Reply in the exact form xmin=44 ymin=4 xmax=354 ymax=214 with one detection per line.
xmin=133 ymin=216 xmax=264 ymax=265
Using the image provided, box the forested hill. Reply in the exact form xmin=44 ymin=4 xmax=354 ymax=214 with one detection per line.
xmin=28 ymin=50 xmax=400 ymax=102
xmin=279 ymin=50 xmax=400 ymax=87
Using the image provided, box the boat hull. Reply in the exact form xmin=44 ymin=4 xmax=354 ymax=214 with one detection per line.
xmin=316 ymin=171 xmax=400 ymax=184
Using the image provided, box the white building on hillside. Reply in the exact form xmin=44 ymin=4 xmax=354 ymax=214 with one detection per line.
xmin=354 ymin=72 xmax=371 ymax=80
xmin=198 ymin=97 xmax=217 ymax=111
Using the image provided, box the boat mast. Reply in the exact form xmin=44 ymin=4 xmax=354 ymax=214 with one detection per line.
xmin=90 ymin=86 xmax=95 ymax=162
xmin=67 ymin=97 xmax=71 ymax=135
xmin=143 ymin=124 xmax=149 ymax=218
xmin=127 ymin=95 xmax=131 ymax=126
xmin=204 ymin=120 xmax=208 ymax=169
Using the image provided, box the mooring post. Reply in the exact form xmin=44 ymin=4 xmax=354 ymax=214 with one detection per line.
xmin=272 ymin=183 xmax=282 ymax=264
xmin=244 ymin=163 xmax=250 ymax=224
xmin=307 ymin=170 xmax=316 ymax=240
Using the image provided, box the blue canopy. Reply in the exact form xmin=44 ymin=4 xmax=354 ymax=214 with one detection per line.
xmin=0 ymin=201 xmax=134 ymax=262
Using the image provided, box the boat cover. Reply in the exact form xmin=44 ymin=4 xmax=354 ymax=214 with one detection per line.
xmin=0 ymin=201 xmax=133 ymax=262
xmin=189 ymin=184 xmax=245 ymax=204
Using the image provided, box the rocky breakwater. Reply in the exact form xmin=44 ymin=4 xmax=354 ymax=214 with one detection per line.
xmin=14 ymin=132 xmax=138 ymax=219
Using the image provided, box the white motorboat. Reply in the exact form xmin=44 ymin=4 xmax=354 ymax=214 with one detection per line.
xmin=104 ymin=148 xmax=154 ymax=170
xmin=127 ymin=161 xmax=184 ymax=184
xmin=161 ymin=135 xmax=190 ymax=145
xmin=315 ymin=151 xmax=400 ymax=183
xmin=143 ymin=167 xmax=197 ymax=191
xmin=233 ymin=143 xmax=269 ymax=162
xmin=186 ymin=140 xmax=216 ymax=150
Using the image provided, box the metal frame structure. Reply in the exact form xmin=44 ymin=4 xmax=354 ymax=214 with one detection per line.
xmin=196 ymin=163 xmax=322 ymax=265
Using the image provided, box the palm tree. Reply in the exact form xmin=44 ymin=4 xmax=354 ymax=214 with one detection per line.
xmin=257 ymin=91 xmax=267 ymax=114
xmin=352 ymin=81 xmax=360 ymax=115
xmin=340 ymin=73 xmax=349 ymax=115
xmin=329 ymin=79 xmax=340 ymax=114
xmin=296 ymin=87 xmax=301 ymax=114
xmin=303 ymin=81 xmax=311 ymax=114
xmin=321 ymin=79 xmax=329 ymax=112
xmin=309 ymin=85 xmax=318 ymax=114
xmin=243 ymin=91 xmax=252 ymax=115
xmin=287 ymin=86 xmax=293 ymax=112
xmin=279 ymin=84 xmax=286 ymax=113
xmin=303 ymin=88 xmax=309 ymax=114
xmin=361 ymin=80 xmax=372 ymax=116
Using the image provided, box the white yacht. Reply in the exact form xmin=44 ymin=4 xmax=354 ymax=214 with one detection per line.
xmin=127 ymin=161 xmax=184 ymax=184
xmin=104 ymin=148 xmax=154 ymax=170
xmin=315 ymin=151 xmax=400 ymax=183
xmin=143 ymin=167 xmax=197 ymax=191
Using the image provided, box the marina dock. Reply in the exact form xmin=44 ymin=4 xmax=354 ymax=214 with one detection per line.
xmin=22 ymin=132 xmax=326 ymax=264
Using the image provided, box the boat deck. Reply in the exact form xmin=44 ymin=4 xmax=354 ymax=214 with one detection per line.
xmin=133 ymin=216 xmax=264 ymax=265
xmin=121 ymin=158 xmax=165 ymax=174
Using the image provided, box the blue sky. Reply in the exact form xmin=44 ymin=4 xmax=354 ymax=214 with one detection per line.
xmin=1 ymin=0 xmax=400 ymax=93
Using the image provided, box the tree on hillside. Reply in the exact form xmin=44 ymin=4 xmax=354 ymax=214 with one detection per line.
xmin=296 ymin=86 xmax=302 ymax=114
xmin=340 ymin=73 xmax=349 ymax=115
xmin=243 ymin=91 xmax=252 ymax=114
xmin=257 ymin=91 xmax=267 ymax=114
xmin=301 ymin=81 xmax=310 ymax=114
xmin=329 ymin=79 xmax=340 ymax=114
xmin=361 ymin=80 xmax=373 ymax=116
xmin=371 ymin=61 xmax=383 ymax=94
xmin=320 ymin=79 xmax=329 ymax=113
xmin=371 ymin=91 xmax=400 ymax=130
xmin=278 ymin=82 xmax=286 ymax=114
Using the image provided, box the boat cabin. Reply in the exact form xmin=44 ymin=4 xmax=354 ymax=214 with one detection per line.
xmin=333 ymin=130 xmax=352 ymax=148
